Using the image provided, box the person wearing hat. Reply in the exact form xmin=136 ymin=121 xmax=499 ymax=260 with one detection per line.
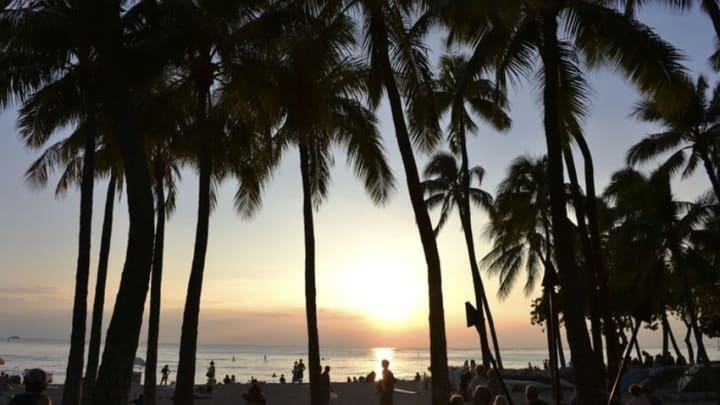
xmin=8 ymin=368 xmax=51 ymax=405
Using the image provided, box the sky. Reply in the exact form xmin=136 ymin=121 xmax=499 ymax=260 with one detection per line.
xmin=0 ymin=5 xmax=716 ymax=350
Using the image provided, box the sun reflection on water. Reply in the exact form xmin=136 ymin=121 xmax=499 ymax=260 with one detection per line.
xmin=373 ymin=347 xmax=395 ymax=379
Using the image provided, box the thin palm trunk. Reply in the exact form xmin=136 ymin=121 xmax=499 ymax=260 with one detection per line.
xmin=458 ymin=134 xmax=503 ymax=369
xmin=556 ymin=320 xmax=566 ymax=368
xmin=562 ymin=148 xmax=605 ymax=382
xmin=174 ymin=151 xmax=211 ymax=405
xmin=84 ymin=173 xmax=117 ymax=401
xmin=175 ymin=59 xmax=213 ymax=405
xmin=540 ymin=13 xmax=599 ymax=403
xmin=92 ymin=51 xmax=155 ymax=405
xmin=662 ymin=318 xmax=669 ymax=357
xmin=687 ymin=300 xmax=709 ymax=363
xmin=699 ymin=151 xmax=720 ymax=201
xmin=62 ymin=94 xmax=96 ymax=405
xmin=371 ymin=7 xmax=450 ymax=403
xmin=299 ymin=145 xmax=322 ymax=405
xmin=683 ymin=320 xmax=695 ymax=364
xmin=575 ymin=134 xmax=620 ymax=383
xmin=145 ymin=166 xmax=166 ymax=405
xmin=544 ymin=285 xmax=560 ymax=403
xmin=662 ymin=312 xmax=683 ymax=359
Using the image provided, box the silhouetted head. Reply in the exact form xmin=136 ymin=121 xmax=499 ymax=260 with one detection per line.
xmin=493 ymin=395 xmax=509 ymax=405
xmin=629 ymin=384 xmax=643 ymax=397
xmin=449 ymin=393 xmax=464 ymax=405
xmin=525 ymin=385 xmax=539 ymax=401
xmin=24 ymin=369 xmax=48 ymax=393
xmin=472 ymin=385 xmax=492 ymax=405
xmin=210 ymin=361 xmax=214 ymax=365
xmin=475 ymin=364 xmax=486 ymax=376
xmin=324 ymin=366 xmax=330 ymax=373
xmin=381 ymin=359 xmax=389 ymax=369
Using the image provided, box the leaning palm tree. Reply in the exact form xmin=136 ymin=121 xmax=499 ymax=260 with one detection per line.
xmin=351 ymin=1 xmax=451 ymax=401
xmin=438 ymin=1 xmax=687 ymax=399
xmin=429 ymin=53 xmax=510 ymax=369
xmin=265 ymin=6 xmax=394 ymax=403
xmin=627 ymin=75 xmax=720 ymax=201
xmin=422 ymin=152 xmax=496 ymax=365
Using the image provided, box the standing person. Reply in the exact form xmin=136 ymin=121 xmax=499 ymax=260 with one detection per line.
xmin=297 ymin=359 xmax=306 ymax=383
xmin=206 ymin=361 xmax=216 ymax=385
xmin=291 ymin=361 xmax=298 ymax=383
xmin=320 ymin=366 xmax=334 ymax=404
xmin=9 ymin=368 xmax=51 ymax=405
xmin=379 ymin=359 xmax=395 ymax=405
xmin=160 ymin=364 xmax=170 ymax=385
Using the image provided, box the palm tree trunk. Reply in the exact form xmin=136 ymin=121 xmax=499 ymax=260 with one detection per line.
xmin=574 ymin=133 xmax=621 ymax=382
xmin=702 ymin=0 xmax=720 ymax=41
xmin=540 ymin=13 xmax=599 ymax=404
xmin=687 ymin=300 xmax=709 ymax=363
xmin=62 ymin=96 xmax=96 ymax=405
xmin=92 ymin=53 xmax=155 ymax=405
xmin=458 ymin=134 xmax=503 ymax=369
xmin=562 ymin=148 xmax=604 ymax=380
xmin=699 ymin=152 xmax=720 ymax=201
xmin=543 ymin=285 xmax=560 ymax=402
xmin=662 ymin=317 xmax=669 ymax=357
xmin=174 ymin=151 xmax=212 ymax=405
xmin=84 ymin=173 xmax=117 ymax=401
xmin=662 ymin=312 xmax=683 ymax=360
xmin=556 ymin=320 xmax=566 ymax=369
xmin=145 ymin=166 xmax=166 ymax=405
xmin=370 ymin=6 xmax=450 ymax=403
xmin=683 ymin=320 xmax=695 ymax=364
xmin=299 ymin=145 xmax=323 ymax=405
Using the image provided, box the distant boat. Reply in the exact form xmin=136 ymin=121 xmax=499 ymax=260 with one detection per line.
xmin=6 ymin=336 xmax=19 ymax=341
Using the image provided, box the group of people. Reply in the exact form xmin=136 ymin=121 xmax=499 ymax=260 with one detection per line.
xmin=634 ymin=351 xmax=687 ymax=368
xmin=5 ymin=369 xmax=52 ymax=405
xmin=449 ymin=384 xmax=547 ymax=405
xmin=290 ymin=359 xmax=306 ymax=383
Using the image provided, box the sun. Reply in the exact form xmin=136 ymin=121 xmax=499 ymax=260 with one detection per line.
xmin=338 ymin=259 xmax=424 ymax=325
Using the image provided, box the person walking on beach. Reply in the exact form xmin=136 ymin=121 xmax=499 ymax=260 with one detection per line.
xmin=9 ymin=368 xmax=51 ymax=405
xmin=206 ymin=361 xmax=216 ymax=385
xmin=320 ymin=366 xmax=334 ymax=405
xmin=297 ymin=359 xmax=306 ymax=383
xmin=160 ymin=364 xmax=170 ymax=385
xmin=379 ymin=359 xmax=395 ymax=405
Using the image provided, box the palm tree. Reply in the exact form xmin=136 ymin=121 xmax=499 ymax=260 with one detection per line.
xmin=0 ymin=2 xmax=107 ymax=402
xmin=440 ymin=1 xmax=687 ymax=399
xmin=627 ymin=75 xmax=720 ymax=201
xmin=428 ymin=53 xmax=510 ymax=369
xmin=617 ymin=0 xmax=720 ymax=43
xmin=263 ymin=6 xmax=393 ymax=403
xmin=352 ymin=2 xmax=451 ymax=401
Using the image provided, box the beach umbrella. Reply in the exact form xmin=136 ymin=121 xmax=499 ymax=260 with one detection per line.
xmin=133 ymin=357 xmax=145 ymax=367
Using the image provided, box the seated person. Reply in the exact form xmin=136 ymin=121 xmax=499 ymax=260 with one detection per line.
xmin=242 ymin=379 xmax=266 ymax=405
xmin=365 ymin=370 xmax=376 ymax=383
xmin=223 ymin=375 xmax=231 ymax=384
xmin=9 ymin=369 xmax=51 ymax=405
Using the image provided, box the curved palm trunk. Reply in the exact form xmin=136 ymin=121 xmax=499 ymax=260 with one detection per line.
xmin=683 ymin=320 xmax=695 ymax=364
xmin=699 ymin=152 xmax=720 ymax=201
xmin=174 ymin=151 xmax=212 ymax=405
xmin=702 ymin=0 xmax=720 ymax=41
xmin=62 ymin=93 xmax=97 ymax=405
xmin=562 ymin=148 xmax=605 ymax=382
xmin=92 ymin=52 xmax=155 ymax=405
xmin=458 ymin=134 xmax=503 ymax=369
xmin=145 ymin=167 xmax=166 ymax=405
xmin=540 ymin=13 xmax=599 ymax=404
xmin=574 ymin=134 xmax=620 ymax=384
xmin=84 ymin=173 xmax=117 ymax=401
xmin=370 ymin=7 xmax=450 ymax=404
xmin=299 ymin=145 xmax=322 ymax=405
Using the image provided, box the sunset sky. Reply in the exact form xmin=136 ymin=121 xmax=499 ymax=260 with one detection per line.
xmin=0 ymin=6 xmax=715 ymax=350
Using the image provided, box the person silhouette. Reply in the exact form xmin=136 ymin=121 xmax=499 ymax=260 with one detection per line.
xmin=379 ymin=359 xmax=395 ymax=405
xmin=160 ymin=365 xmax=170 ymax=385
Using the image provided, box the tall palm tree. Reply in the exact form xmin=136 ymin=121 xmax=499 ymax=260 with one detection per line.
xmin=352 ymin=2 xmax=451 ymax=401
xmin=429 ymin=53 xmax=511 ymax=369
xmin=422 ymin=152 xmax=496 ymax=365
xmin=442 ymin=1 xmax=687 ymax=399
xmin=616 ymin=0 xmax=720 ymax=42
xmin=264 ymin=6 xmax=393 ymax=403
xmin=627 ymin=75 xmax=720 ymax=201
xmin=0 ymin=2 xmax=106 ymax=402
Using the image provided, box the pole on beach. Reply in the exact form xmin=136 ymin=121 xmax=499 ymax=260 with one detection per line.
xmin=466 ymin=302 xmax=515 ymax=405
xmin=607 ymin=318 xmax=642 ymax=405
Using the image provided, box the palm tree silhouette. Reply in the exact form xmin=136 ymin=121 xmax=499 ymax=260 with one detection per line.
xmin=628 ymin=75 xmax=720 ymax=201
xmin=427 ymin=53 xmax=510 ymax=369
xmin=351 ymin=1 xmax=451 ymax=401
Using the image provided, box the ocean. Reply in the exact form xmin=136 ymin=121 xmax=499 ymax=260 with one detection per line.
xmin=0 ymin=338 xmax=716 ymax=385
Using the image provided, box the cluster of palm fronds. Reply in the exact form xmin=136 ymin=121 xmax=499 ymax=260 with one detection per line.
xmin=3 ymin=1 xmax=720 ymax=405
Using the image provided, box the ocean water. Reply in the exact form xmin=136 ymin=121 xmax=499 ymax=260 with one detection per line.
xmin=0 ymin=338 xmax=717 ymax=385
